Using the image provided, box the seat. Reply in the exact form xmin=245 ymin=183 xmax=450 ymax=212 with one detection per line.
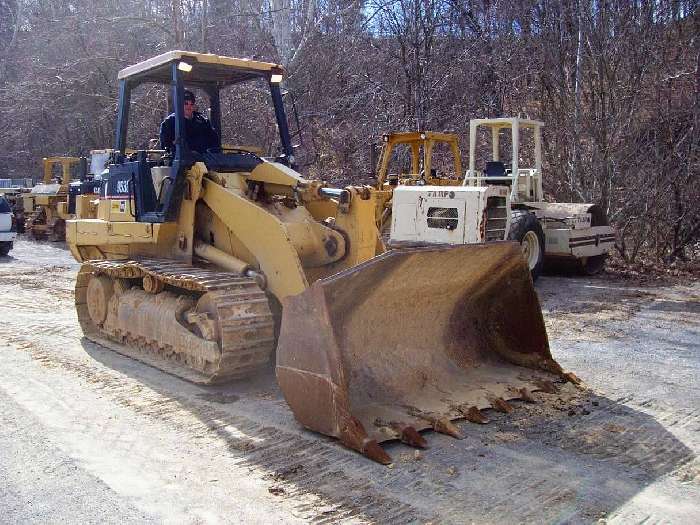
xmin=202 ymin=151 xmax=262 ymax=172
xmin=484 ymin=161 xmax=510 ymax=186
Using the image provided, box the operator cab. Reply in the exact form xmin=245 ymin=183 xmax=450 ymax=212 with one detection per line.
xmin=106 ymin=51 xmax=294 ymax=223
xmin=464 ymin=117 xmax=544 ymax=202
xmin=376 ymin=132 xmax=463 ymax=188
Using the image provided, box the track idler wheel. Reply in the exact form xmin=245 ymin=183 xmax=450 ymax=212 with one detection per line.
xmin=86 ymin=275 xmax=114 ymax=326
xmin=143 ymin=274 xmax=165 ymax=294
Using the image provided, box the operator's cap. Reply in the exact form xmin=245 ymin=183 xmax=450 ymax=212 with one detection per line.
xmin=184 ymin=89 xmax=195 ymax=103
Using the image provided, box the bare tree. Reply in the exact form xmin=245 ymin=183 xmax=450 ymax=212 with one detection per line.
xmin=0 ymin=0 xmax=696 ymax=263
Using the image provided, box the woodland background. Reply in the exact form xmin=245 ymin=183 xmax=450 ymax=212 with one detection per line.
xmin=0 ymin=0 xmax=697 ymax=264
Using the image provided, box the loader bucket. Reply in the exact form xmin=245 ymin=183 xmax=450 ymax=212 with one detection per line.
xmin=276 ymin=242 xmax=567 ymax=464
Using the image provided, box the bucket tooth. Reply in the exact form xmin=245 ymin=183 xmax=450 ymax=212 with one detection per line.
xmin=374 ymin=418 xmax=427 ymax=449
xmin=389 ymin=422 xmax=427 ymax=448
xmin=360 ymin=440 xmax=393 ymax=465
xmin=534 ymin=379 xmax=558 ymax=394
xmin=562 ymin=371 xmax=582 ymax=385
xmin=492 ymin=397 xmax=513 ymax=413
xmin=461 ymin=405 xmax=489 ymax=424
xmin=338 ymin=416 xmax=392 ymax=464
xmin=519 ymin=387 xmax=536 ymax=403
xmin=432 ymin=417 xmax=464 ymax=440
xmin=408 ymin=409 xmax=464 ymax=440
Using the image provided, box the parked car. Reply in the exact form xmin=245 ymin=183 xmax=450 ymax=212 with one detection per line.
xmin=0 ymin=195 xmax=17 ymax=256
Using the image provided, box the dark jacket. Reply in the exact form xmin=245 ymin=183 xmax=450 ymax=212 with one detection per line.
xmin=159 ymin=112 xmax=219 ymax=154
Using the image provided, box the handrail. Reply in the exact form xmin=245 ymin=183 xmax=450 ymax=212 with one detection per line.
xmin=463 ymin=169 xmax=542 ymax=202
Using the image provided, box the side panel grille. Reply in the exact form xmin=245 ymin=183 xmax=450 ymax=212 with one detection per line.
xmin=427 ymin=207 xmax=459 ymax=230
xmin=485 ymin=197 xmax=508 ymax=241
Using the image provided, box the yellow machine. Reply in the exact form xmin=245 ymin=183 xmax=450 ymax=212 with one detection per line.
xmin=375 ymin=131 xmax=463 ymax=187
xmin=373 ymin=132 xmax=466 ymax=240
xmin=25 ymin=156 xmax=84 ymax=240
xmin=67 ymin=51 xmax=576 ymax=463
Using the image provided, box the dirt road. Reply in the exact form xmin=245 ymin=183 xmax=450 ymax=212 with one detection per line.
xmin=1 ymin=239 xmax=698 ymax=523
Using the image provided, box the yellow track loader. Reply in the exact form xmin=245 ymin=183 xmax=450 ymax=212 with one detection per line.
xmin=67 ymin=51 xmax=576 ymax=463
xmin=25 ymin=155 xmax=105 ymax=241
xmin=25 ymin=157 xmax=84 ymax=240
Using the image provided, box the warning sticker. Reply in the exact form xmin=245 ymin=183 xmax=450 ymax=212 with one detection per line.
xmin=111 ymin=200 xmax=127 ymax=213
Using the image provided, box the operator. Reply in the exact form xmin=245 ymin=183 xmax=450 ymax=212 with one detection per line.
xmin=159 ymin=90 xmax=219 ymax=155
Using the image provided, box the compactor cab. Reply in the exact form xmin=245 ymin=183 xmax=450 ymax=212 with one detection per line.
xmin=464 ymin=118 xmax=544 ymax=202
xmin=68 ymin=52 xmax=576 ymax=464
xmin=464 ymin=118 xmax=616 ymax=275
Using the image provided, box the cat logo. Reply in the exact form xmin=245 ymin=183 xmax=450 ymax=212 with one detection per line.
xmin=116 ymin=180 xmax=129 ymax=194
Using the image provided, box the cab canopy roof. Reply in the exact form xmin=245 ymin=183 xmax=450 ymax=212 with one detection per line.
xmin=470 ymin=117 xmax=544 ymax=129
xmin=382 ymin=131 xmax=459 ymax=144
xmin=117 ymin=50 xmax=285 ymax=87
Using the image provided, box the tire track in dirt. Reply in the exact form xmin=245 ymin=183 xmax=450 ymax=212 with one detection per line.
xmin=3 ymin=299 xmax=63 ymax=313
xmin=1 ymin=288 xmax=73 ymax=311
xmin=636 ymin=400 xmax=700 ymax=432
xmin=619 ymin=399 xmax=700 ymax=486
xmin=4 ymin=250 xmax=698 ymax=523
xmin=0 ymin=261 xmax=76 ymax=314
xmin=477 ymin=478 xmax=581 ymax=523
xmin=512 ymin=393 xmax=696 ymax=479
xmin=18 ymin=322 xmax=76 ymax=338
xmin=9 ymin=329 xmax=697 ymax=523
xmin=3 ymin=316 xmax=78 ymax=342
xmin=5 ymin=335 xmax=430 ymax=523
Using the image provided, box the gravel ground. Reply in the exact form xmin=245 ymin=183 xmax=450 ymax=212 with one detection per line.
xmin=0 ymin=238 xmax=698 ymax=524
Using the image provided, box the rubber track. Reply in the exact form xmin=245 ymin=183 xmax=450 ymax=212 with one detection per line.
xmin=75 ymin=258 xmax=276 ymax=384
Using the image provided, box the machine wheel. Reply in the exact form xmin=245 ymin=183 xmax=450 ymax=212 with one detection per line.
xmin=49 ymin=219 xmax=66 ymax=242
xmin=86 ymin=275 xmax=114 ymax=326
xmin=0 ymin=242 xmax=11 ymax=256
xmin=380 ymin=210 xmax=392 ymax=246
xmin=580 ymin=254 xmax=607 ymax=275
xmin=508 ymin=209 xmax=545 ymax=281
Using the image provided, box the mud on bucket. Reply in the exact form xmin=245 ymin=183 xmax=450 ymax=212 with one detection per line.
xmin=276 ymin=242 xmax=566 ymax=463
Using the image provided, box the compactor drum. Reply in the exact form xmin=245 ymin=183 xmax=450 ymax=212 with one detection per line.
xmin=67 ymin=51 xmax=577 ymax=463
